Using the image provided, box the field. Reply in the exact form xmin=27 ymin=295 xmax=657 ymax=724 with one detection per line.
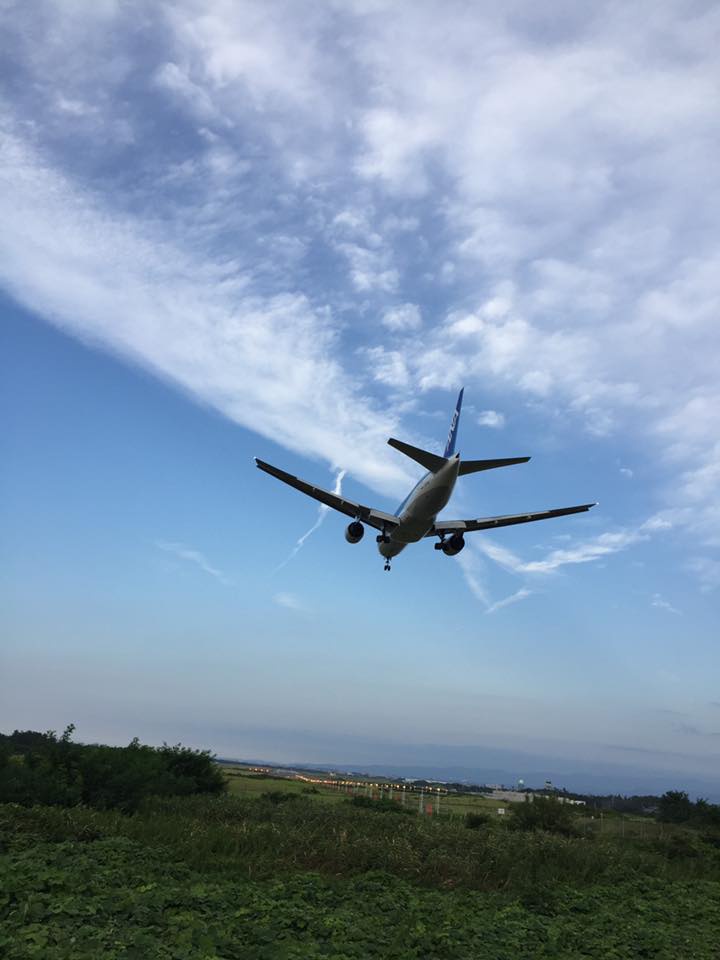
xmin=223 ymin=766 xmax=672 ymax=836
xmin=3 ymin=768 xmax=720 ymax=959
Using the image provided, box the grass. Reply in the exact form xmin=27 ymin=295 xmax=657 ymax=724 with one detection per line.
xmin=223 ymin=767 xmax=505 ymax=816
xmin=2 ymin=799 xmax=720 ymax=959
xmin=221 ymin=769 xmax=672 ymax=838
xmin=4 ymin=793 xmax=717 ymax=891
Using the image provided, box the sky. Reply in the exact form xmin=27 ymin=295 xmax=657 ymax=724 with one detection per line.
xmin=1 ymin=0 xmax=719 ymax=796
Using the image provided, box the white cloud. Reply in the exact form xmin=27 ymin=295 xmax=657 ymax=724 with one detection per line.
xmin=56 ymin=96 xmax=96 ymax=117
xmin=336 ymin=242 xmax=399 ymax=293
xmin=456 ymin=549 xmax=491 ymax=607
xmin=486 ymin=587 xmax=532 ymax=615
xmin=456 ymin=551 xmax=532 ymax=614
xmin=2 ymin=0 xmax=719 ymax=569
xmin=687 ymin=557 xmax=720 ymax=593
xmin=516 ymin=529 xmax=645 ymax=575
xmin=477 ymin=410 xmax=505 ymax=429
xmin=474 ymin=516 xmax=666 ymax=577
xmin=154 ymin=61 xmax=226 ymax=124
xmin=619 ymin=467 xmax=634 ymax=479
xmin=0 ymin=124 xmax=413 ymax=499
xmin=272 ymin=592 xmax=306 ymax=612
xmin=155 ymin=540 xmax=230 ymax=584
xmin=382 ymin=303 xmax=422 ymax=331
xmin=651 ymin=593 xmax=681 ymax=616
xmin=361 ymin=347 xmax=410 ymax=389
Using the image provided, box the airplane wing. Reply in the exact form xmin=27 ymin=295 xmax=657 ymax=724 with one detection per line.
xmin=427 ymin=502 xmax=597 ymax=536
xmin=254 ymin=458 xmax=400 ymax=532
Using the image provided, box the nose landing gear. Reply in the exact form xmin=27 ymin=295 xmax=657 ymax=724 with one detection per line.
xmin=383 ymin=560 xmax=391 ymax=572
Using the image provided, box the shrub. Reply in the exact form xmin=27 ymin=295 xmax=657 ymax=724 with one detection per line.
xmin=465 ymin=812 xmax=492 ymax=830
xmin=508 ymin=796 xmax=578 ymax=836
xmin=260 ymin=791 xmax=300 ymax=804
xmin=658 ymin=790 xmax=693 ymax=824
xmin=0 ymin=728 xmax=226 ymax=812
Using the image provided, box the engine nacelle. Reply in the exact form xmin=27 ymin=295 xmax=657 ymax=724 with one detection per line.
xmin=345 ymin=521 xmax=365 ymax=544
xmin=442 ymin=532 xmax=465 ymax=556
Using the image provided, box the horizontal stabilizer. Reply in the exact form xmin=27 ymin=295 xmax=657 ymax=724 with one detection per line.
xmin=388 ymin=438 xmax=447 ymax=474
xmin=458 ymin=456 xmax=530 ymax=476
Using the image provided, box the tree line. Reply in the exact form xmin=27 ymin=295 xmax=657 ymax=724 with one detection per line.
xmin=0 ymin=725 xmax=226 ymax=812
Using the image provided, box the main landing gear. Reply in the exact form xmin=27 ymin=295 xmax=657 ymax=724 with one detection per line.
xmin=377 ymin=524 xmax=391 ymax=570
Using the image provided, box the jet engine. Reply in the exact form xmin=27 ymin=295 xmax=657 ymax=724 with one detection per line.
xmin=345 ymin=521 xmax=365 ymax=544
xmin=441 ymin=532 xmax=465 ymax=556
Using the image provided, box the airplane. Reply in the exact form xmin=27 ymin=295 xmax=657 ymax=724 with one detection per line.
xmin=255 ymin=388 xmax=596 ymax=571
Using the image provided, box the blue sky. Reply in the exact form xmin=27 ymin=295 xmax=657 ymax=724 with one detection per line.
xmin=1 ymin=0 xmax=719 ymax=795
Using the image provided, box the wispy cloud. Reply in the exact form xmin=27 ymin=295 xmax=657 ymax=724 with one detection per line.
xmin=651 ymin=593 xmax=681 ymax=615
xmin=0 ymin=125 xmax=412 ymax=500
xmin=456 ymin=550 xmax=491 ymax=607
xmin=475 ymin=517 xmax=666 ymax=576
xmin=486 ymin=588 xmax=532 ymax=615
xmin=155 ymin=540 xmax=230 ymax=585
xmin=687 ymin=557 xmax=720 ymax=593
xmin=676 ymin=723 xmax=720 ymax=738
xmin=1 ymin=0 xmax=718 ymax=579
xmin=456 ymin=550 xmax=532 ymax=614
xmin=273 ymin=592 xmax=306 ymax=613
xmin=275 ymin=469 xmax=347 ymax=571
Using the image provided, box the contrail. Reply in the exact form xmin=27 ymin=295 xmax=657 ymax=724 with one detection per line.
xmin=274 ymin=469 xmax=347 ymax=571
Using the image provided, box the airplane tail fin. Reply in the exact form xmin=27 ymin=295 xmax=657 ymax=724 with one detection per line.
xmin=444 ymin=388 xmax=464 ymax=457
xmin=458 ymin=456 xmax=530 ymax=475
xmin=387 ymin=438 xmax=447 ymax=473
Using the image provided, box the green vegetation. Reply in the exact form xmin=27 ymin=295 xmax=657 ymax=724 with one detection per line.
xmin=658 ymin=790 xmax=720 ymax=827
xmin=3 ymin=826 xmax=719 ymax=960
xmin=507 ymin=796 xmax=578 ymax=836
xmin=0 ymin=727 xmax=225 ymax=812
xmin=2 ymin=732 xmax=720 ymax=957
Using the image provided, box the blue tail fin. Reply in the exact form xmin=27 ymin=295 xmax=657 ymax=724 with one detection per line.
xmin=443 ymin=388 xmax=464 ymax=458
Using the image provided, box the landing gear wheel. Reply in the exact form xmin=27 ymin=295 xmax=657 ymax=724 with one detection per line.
xmin=384 ymin=561 xmax=391 ymax=572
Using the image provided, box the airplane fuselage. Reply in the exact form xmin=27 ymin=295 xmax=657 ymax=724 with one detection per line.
xmin=378 ymin=455 xmax=461 ymax=559
xmin=256 ymin=386 xmax=596 ymax=573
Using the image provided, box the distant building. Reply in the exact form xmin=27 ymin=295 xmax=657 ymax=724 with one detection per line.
xmin=484 ymin=789 xmax=528 ymax=803
xmin=483 ymin=788 xmax=585 ymax=806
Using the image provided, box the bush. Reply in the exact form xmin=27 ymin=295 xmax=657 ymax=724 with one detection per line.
xmin=465 ymin=812 xmax=492 ymax=830
xmin=260 ymin=791 xmax=300 ymax=804
xmin=508 ymin=796 xmax=578 ymax=836
xmin=658 ymin=790 xmax=693 ymax=824
xmin=0 ymin=727 xmax=225 ymax=812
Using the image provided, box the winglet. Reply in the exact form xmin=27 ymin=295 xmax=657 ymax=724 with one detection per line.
xmin=444 ymin=387 xmax=464 ymax=458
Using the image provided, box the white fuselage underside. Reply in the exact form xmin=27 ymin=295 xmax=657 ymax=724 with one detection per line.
xmin=378 ymin=456 xmax=460 ymax=559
